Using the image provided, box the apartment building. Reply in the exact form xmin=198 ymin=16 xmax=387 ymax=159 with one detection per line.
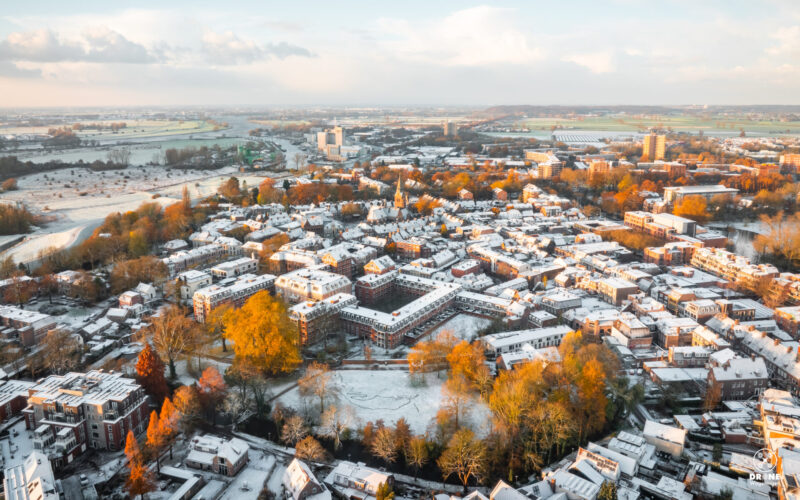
xmin=663 ymin=185 xmax=739 ymax=204
xmin=192 ymin=273 xmax=276 ymax=323
xmin=162 ymin=243 xmax=228 ymax=276
xmin=642 ymin=133 xmax=666 ymax=161
xmin=597 ymin=277 xmax=639 ymax=306
xmin=3 ymin=451 xmax=59 ymax=500
xmin=175 ymin=270 xmax=212 ymax=305
xmin=289 ymin=293 xmax=358 ymax=346
xmin=0 ymin=379 xmax=35 ymax=422
xmin=275 ymin=268 xmax=353 ymax=304
xmin=354 ymin=270 xmax=397 ymax=305
xmin=690 ymin=247 xmax=778 ymax=290
xmin=210 ymin=257 xmax=258 ymax=279
xmin=341 ymin=283 xmax=460 ymax=349
xmin=0 ymin=306 xmax=56 ymax=347
xmin=610 ymin=312 xmax=652 ymax=349
xmin=22 ymin=371 xmax=149 ymax=467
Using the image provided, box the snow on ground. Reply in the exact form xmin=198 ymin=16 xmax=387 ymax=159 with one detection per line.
xmin=266 ymin=460 xmax=287 ymax=496
xmin=277 ymin=369 xmax=491 ymax=435
xmin=1 ymin=164 xmax=284 ymax=264
xmin=219 ymin=453 xmax=276 ymax=500
xmin=431 ymin=314 xmax=492 ymax=342
xmin=175 ymin=357 xmax=232 ymax=387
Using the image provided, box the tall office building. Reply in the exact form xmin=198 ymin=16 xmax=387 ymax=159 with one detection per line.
xmin=443 ymin=121 xmax=457 ymax=137
xmin=642 ymin=133 xmax=666 ymax=161
xmin=317 ymin=126 xmax=344 ymax=151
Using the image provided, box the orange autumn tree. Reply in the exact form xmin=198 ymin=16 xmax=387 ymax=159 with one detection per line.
xmin=198 ymin=366 xmax=228 ymax=424
xmin=135 ymin=343 xmax=167 ymax=404
xmin=146 ymin=410 xmax=165 ymax=472
xmin=124 ymin=430 xmax=154 ymax=500
xmin=159 ymin=397 xmax=179 ymax=459
xmin=673 ymin=195 xmax=709 ymax=223
xmin=447 ymin=340 xmax=491 ymax=395
xmin=173 ymin=385 xmax=201 ymax=433
xmin=223 ymin=291 xmax=301 ymax=375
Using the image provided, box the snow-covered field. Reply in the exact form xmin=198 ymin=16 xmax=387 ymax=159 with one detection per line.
xmin=0 ymin=165 xmax=281 ymax=264
xmin=431 ymin=314 xmax=492 ymax=342
xmin=277 ymin=369 xmax=491 ymax=435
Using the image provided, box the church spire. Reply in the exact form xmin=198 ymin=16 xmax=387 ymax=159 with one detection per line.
xmin=394 ymin=174 xmax=407 ymax=209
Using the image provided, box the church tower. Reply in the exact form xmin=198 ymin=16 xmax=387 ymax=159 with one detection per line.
xmin=394 ymin=175 xmax=408 ymax=209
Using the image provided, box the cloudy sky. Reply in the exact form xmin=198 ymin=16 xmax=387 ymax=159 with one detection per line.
xmin=1 ymin=0 xmax=799 ymax=107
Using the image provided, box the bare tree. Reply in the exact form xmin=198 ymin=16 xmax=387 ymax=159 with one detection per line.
xmin=294 ymin=153 xmax=307 ymax=171
xmin=108 ymin=148 xmax=132 ymax=166
xmin=406 ymin=436 xmax=429 ymax=479
xmin=320 ymin=405 xmax=355 ymax=450
xmin=148 ymin=305 xmax=195 ymax=378
xmin=41 ymin=329 xmax=83 ymax=374
xmin=442 ymin=374 xmax=473 ymax=429
xmin=223 ymin=391 xmax=251 ymax=430
xmin=371 ymin=427 xmax=398 ymax=464
xmin=295 ymin=436 xmax=326 ymax=462
xmin=298 ymin=362 xmax=338 ymax=417
xmin=281 ymin=415 xmax=308 ymax=445
xmin=437 ymin=429 xmax=486 ymax=488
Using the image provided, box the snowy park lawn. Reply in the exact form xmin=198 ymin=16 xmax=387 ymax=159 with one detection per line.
xmin=431 ymin=314 xmax=492 ymax=342
xmin=276 ymin=369 xmax=491 ymax=435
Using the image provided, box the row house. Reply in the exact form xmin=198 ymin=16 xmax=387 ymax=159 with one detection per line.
xmin=364 ymin=255 xmax=396 ymax=275
xmin=482 ymin=325 xmax=571 ymax=357
xmin=162 ymin=243 xmax=228 ymax=276
xmin=269 ymin=250 xmax=322 ymax=275
xmin=644 ymin=242 xmax=696 ymax=266
xmin=396 ymin=237 xmax=432 ymax=260
xmin=175 ymin=270 xmax=212 ymax=305
xmin=656 ymin=317 xmax=699 ymax=348
xmin=668 ymin=346 xmax=712 ymax=367
xmin=707 ymin=356 xmax=769 ymax=400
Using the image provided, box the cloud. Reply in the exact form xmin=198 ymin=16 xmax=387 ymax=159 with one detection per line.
xmin=768 ymin=26 xmax=800 ymax=57
xmin=376 ymin=6 xmax=543 ymax=67
xmin=201 ymin=30 xmax=312 ymax=64
xmin=0 ymin=61 xmax=41 ymax=78
xmin=0 ymin=28 xmax=154 ymax=63
xmin=562 ymin=52 xmax=615 ymax=74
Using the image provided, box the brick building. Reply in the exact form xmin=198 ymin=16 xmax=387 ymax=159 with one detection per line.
xmin=192 ymin=273 xmax=276 ymax=323
xmin=22 ymin=371 xmax=149 ymax=467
